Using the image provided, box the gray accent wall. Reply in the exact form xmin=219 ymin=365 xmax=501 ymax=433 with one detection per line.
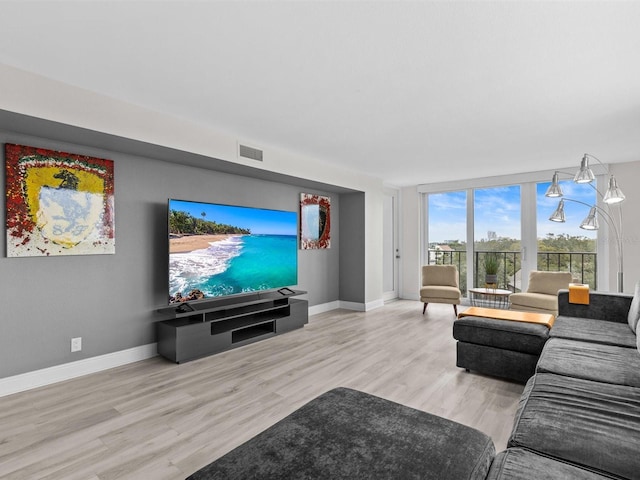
xmin=339 ymin=192 xmax=366 ymax=303
xmin=0 ymin=121 xmax=358 ymax=378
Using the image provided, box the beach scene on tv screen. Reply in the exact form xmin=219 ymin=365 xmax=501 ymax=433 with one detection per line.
xmin=168 ymin=200 xmax=298 ymax=303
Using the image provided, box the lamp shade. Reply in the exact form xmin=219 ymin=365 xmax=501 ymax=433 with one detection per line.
xmin=549 ymin=199 xmax=566 ymax=222
xmin=574 ymin=155 xmax=595 ymax=184
xmin=580 ymin=206 xmax=599 ymax=230
xmin=603 ymin=176 xmax=625 ymax=204
xmin=545 ymin=172 xmax=564 ymax=197
xmin=546 ymin=153 xmax=625 ymax=293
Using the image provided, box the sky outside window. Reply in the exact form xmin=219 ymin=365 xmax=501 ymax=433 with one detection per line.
xmin=474 ymin=186 xmax=521 ymax=244
xmin=428 ymin=191 xmax=466 ymax=244
xmin=428 ymin=182 xmax=599 ymax=245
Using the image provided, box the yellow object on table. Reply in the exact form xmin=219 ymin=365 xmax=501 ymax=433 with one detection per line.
xmin=458 ymin=306 xmax=555 ymax=328
xmin=569 ymin=283 xmax=589 ymax=305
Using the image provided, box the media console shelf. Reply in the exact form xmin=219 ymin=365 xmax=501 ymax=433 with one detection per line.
xmin=156 ymin=289 xmax=308 ymax=363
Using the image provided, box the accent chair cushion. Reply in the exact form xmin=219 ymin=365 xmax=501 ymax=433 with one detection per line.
xmin=526 ymin=271 xmax=573 ymax=296
xmin=628 ymin=281 xmax=640 ymax=333
xmin=422 ymin=265 xmax=459 ymax=287
xmin=420 ymin=285 xmax=461 ymax=301
xmin=508 ymin=292 xmax=557 ymax=313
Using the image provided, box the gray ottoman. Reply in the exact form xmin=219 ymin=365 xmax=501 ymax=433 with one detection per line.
xmin=186 ymin=387 xmax=495 ymax=479
xmin=453 ymin=315 xmax=550 ymax=383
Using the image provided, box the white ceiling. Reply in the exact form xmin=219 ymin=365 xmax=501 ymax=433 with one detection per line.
xmin=1 ymin=1 xmax=639 ymax=186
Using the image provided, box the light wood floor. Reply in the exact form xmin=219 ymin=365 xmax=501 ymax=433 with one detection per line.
xmin=0 ymin=300 xmax=524 ymax=480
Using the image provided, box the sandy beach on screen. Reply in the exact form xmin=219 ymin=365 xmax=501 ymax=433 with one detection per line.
xmin=169 ymin=234 xmax=233 ymax=253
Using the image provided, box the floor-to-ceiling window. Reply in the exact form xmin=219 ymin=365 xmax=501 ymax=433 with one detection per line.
xmin=474 ymin=185 xmax=521 ymax=290
xmin=422 ymin=171 xmax=601 ymax=297
xmin=536 ymin=179 xmax=597 ymax=287
xmin=426 ymin=190 xmax=467 ymax=294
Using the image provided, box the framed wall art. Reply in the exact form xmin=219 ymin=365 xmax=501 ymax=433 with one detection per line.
xmin=5 ymin=143 xmax=115 ymax=257
xmin=300 ymin=193 xmax=330 ymax=249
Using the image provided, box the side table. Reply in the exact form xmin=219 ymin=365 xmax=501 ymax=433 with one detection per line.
xmin=468 ymin=287 xmax=512 ymax=309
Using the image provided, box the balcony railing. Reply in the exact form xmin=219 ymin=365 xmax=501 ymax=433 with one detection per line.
xmin=428 ymin=250 xmax=597 ymax=293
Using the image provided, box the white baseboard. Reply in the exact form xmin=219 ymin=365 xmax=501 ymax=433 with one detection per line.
xmin=337 ymin=300 xmax=366 ymax=312
xmin=363 ymin=298 xmax=385 ymax=311
xmin=308 ymin=301 xmax=341 ymax=316
xmin=0 ymin=343 xmax=158 ymax=398
xmin=340 ymin=299 xmax=385 ymax=311
xmin=309 ymin=298 xmax=385 ymax=315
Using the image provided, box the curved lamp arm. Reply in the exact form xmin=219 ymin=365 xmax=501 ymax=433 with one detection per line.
xmin=550 ymin=197 xmax=623 ymax=292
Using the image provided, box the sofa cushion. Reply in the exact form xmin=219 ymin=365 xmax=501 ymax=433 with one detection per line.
xmin=486 ymin=448 xmax=616 ymax=480
xmin=508 ymin=373 xmax=640 ymax=480
xmin=550 ymin=315 xmax=637 ymax=348
xmin=537 ymin=338 xmax=640 ymax=387
xmin=628 ymin=281 xmax=640 ymax=333
xmin=453 ymin=316 xmax=549 ymax=355
xmin=527 ymin=271 xmax=573 ymax=295
xmin=509 ymin=292 xmax=557 ymax=312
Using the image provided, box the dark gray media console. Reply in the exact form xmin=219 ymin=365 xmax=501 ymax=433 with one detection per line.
xmin=156 ymin=289 xmax=308 ymax=363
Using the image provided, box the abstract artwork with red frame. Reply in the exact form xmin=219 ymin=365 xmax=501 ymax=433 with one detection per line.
xmin=5 ymin=143 xmax=115 ymax=257
xmin=300 ymin=193 xmax=330 ymax=249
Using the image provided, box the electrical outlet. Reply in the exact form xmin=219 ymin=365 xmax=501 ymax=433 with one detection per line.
xmin=71 ymin=337 xmax=82 ymax=352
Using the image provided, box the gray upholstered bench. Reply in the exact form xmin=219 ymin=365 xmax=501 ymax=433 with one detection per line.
xmin=186 ymin=387 xmax=495 ymax=479
xmin=453 ymin=311 xmax=551 ymax=383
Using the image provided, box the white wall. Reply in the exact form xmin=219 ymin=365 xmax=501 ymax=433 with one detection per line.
xmin=610 ymin=162 xmax=640 ymax=292
xmin=400 ymin=186 xmax=422 ymax=300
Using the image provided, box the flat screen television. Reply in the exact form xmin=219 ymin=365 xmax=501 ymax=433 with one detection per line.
xmin=168 ymin=199 xmax=298 ymax=304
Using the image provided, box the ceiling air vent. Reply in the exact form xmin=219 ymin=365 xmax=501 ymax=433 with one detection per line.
xmin=238 ymin=144 xmax=264 ymax=162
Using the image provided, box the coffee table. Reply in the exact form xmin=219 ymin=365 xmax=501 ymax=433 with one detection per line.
xmin=468 ymin=287 xmax=512 ymax=309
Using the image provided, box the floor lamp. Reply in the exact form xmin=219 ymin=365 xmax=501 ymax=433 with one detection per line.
xmin=545 ymin=154 xmax=625 ymax=293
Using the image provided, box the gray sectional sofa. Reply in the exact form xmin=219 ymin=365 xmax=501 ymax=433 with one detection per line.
xmin=487 ymin=287 xmax=640 ymax=479
xmin=188 ymin=288 xmax=640 ymax=479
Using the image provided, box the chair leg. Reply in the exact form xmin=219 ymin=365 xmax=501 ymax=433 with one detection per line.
xmin=422 ymin=303 xmax=428 ymax=314
xmin=453 ymin=305 xmax=458 ymax=316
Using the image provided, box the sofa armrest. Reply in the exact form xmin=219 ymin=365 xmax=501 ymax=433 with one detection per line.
xmin=557 ymin=290 xmax=633 ymax=323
